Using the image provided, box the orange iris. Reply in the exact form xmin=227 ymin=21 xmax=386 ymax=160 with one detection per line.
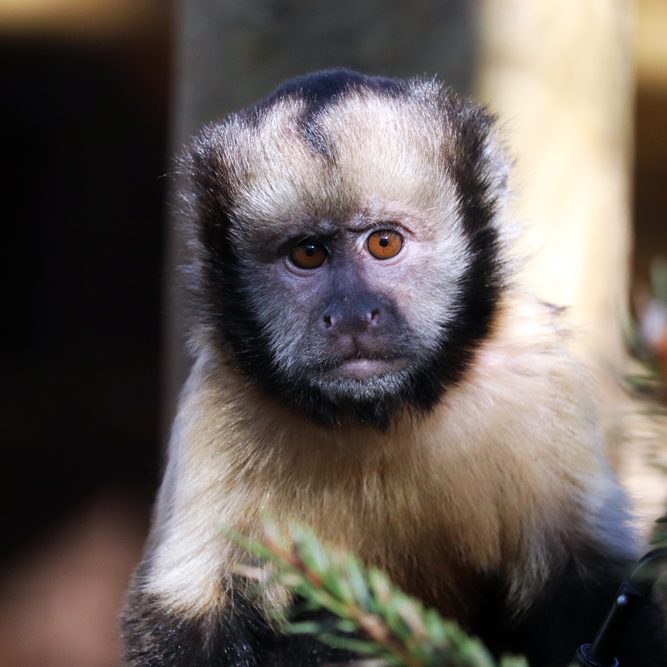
xmin=290 ymin=241 xmax=327 ymax=269
xmin=366 ymin=230 xmax=403 ymax=260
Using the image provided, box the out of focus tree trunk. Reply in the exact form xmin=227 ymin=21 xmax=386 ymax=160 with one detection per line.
xmin=477 ymin=1 xmax=666 ymax=521
xmin=477 ymin=0 xmax=634 ymax=376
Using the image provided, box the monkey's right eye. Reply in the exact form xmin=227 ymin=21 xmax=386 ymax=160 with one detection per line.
xmin=289 ymin=240 xmax=327 ymax=269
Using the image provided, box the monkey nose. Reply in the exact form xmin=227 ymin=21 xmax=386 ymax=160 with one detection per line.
xmin=320 ymin=306 xmax=381 ymax=334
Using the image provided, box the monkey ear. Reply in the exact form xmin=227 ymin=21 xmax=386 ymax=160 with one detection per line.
xmin=180 ymin=127 xmax=235 ymax=223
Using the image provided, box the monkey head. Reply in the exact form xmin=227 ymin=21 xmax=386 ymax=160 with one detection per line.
xmin=183 ymin=70 xmax=510 ymax=428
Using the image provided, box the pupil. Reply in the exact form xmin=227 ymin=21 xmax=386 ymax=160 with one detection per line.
xmin=379 ymin=236 xmax=389 ymax=247
xmin=305 ymin=245 xmax=316 ymax=256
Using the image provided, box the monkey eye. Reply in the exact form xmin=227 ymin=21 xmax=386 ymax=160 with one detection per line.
xmin=289 ymin=239 xmax=327 ymax=269
xmin=366 ymin=229 xmax=403 ymax=260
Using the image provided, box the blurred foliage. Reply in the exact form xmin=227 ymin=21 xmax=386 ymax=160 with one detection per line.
xmin=231 ymin=521 xmax=529 ymax=667
xmin=653 ymin=516 xmax=667 ymax=549
xmin=650 ymin=259 xmax=667 ymax=306
xmin=630 ymin=256 xmax=667 ymax=396
xmin=651 ymin=516 xmax=667 ymax=606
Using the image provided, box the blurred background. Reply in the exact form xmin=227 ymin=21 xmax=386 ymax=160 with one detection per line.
xmin=0 ymin=1 xmax=665 ymax=665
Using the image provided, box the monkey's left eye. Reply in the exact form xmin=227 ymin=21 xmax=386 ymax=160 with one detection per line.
xmin=289 ymin=240 xmax=327 ymax=269
xmin=366 ymin=230 xmax=403 ymax=260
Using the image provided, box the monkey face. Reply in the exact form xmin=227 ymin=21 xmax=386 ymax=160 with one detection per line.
xmin=187 ymin=71 xmax=506 ymax=427
xmin=234 ymin=203 xmax=469 ymax=426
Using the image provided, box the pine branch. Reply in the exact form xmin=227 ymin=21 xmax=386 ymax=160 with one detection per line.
xmin=230 ymin=520 xmax=529 ymax=667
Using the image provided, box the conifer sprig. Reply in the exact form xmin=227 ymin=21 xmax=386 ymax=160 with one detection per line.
xmin=232 ymin=521 xmax=529 ymax=667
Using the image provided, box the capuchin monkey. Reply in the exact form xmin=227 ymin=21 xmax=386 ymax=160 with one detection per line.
xmin=122 ymin=70 xmax=667 ymax=666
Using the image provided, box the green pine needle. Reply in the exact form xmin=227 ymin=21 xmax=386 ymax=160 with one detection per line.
xmin=230 ymin=520 xmax=529 ymax=667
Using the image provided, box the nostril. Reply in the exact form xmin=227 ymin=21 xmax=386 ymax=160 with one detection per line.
xmin=321 ymin=304 xmax=382 ymax=332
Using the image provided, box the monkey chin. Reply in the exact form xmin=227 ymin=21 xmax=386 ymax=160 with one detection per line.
xmin=309 ymin=365 xmax=412 ymax=410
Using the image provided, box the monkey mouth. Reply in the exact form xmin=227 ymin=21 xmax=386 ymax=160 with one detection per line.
xmin=323 ymin=356 xmax=408 ymax=380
